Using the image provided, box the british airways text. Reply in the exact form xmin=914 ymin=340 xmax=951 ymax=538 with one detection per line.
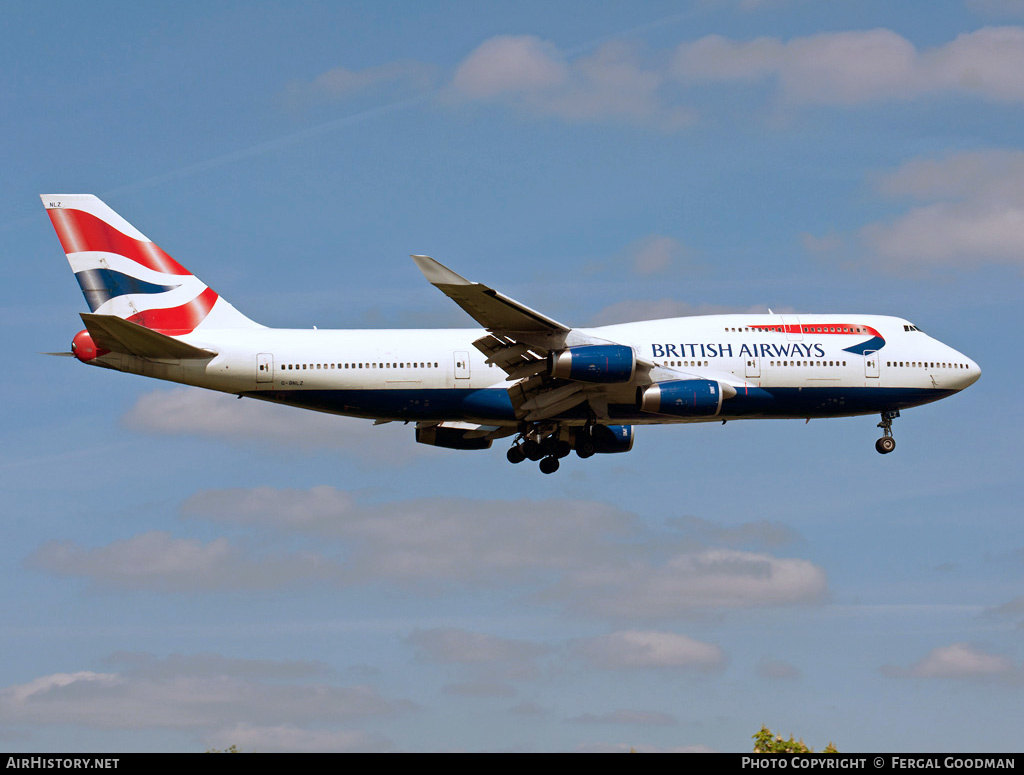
xmin=651 ymin=343 xmax=827 ymax=359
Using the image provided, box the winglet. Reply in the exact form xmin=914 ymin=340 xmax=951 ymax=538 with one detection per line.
xmin=411 ymin=255 xmax=472 ymax=286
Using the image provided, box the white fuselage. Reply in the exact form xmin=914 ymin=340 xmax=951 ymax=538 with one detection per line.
xmin=89 ymin=313 xmax=980 ymax=426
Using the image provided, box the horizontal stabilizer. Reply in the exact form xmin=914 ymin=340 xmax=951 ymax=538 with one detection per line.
xmin=80 ymin=313 xmax=216 ymax=360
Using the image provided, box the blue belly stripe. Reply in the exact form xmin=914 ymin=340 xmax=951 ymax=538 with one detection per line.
xmin=240 ymin=385 xmax=957 ymax=423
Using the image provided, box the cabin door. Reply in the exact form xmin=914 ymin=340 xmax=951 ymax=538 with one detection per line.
xmin=745 ymin=355 xmax=760 ymax=379
xmin=864 ymin=350 xmax=879 ymax=378
xmin=257 ymin=353 xmax=274 ymax=384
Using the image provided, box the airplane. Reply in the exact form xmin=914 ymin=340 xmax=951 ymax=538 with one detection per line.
xmin=42 ymin=194 xmax=981 ymax=474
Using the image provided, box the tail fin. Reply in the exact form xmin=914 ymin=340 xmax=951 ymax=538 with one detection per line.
xmin=41 ymin=194 xmax=262 ymax=333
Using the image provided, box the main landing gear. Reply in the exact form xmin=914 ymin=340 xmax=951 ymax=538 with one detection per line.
xmin=506 ymin=427 xmax=573 ymax=474
xmin=875 ymin=409 xmax=899 ymax=454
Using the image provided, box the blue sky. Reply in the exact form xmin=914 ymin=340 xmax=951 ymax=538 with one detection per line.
xmin=2 ymin=0 xmax=1022 ymax=752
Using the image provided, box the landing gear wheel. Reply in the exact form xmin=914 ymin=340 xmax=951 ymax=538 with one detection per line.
xmin=575 ymin=439 xmax=595 ymax=459
xmin=539 ymin=456 xmax=560 ymax=474
xmin=553 ymin=440 xmax=572 ymax=459
xmin=523 ymin=439 xmax=544 ymax=461
xmin=506 ymin=445 xmax=526 ymax=464
xmin=875 ymin=410 xmax=898 ymax=455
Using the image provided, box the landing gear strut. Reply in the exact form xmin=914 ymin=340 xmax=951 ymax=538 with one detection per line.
xmin=875 ymin=409 xmax=899 ymax=454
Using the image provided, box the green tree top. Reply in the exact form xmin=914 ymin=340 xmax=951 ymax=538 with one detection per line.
xmin=753 ymin=725 xmax=837 ymax=753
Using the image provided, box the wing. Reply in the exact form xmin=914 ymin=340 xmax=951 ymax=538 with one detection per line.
xmin=413 ymin=255 xmax=661 ymax=423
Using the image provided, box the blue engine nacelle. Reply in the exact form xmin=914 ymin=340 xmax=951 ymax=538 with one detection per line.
xmin=415 ymin=425 xmax=493 ymax=450
xmin=636 ymin=379 xmax=724 ymax=417
xmin=550 ymin=344 xmax=636 ymax=383
xmin=576 ymin=424 xmax=634 ymax=454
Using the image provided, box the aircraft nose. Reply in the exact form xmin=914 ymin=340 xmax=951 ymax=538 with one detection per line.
xmin=948 ymin=350 xmax=981 ymax=390
xmin=966 ymin=359 xmax=981 ymax=387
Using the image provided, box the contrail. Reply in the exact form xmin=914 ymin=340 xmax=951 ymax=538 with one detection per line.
xmin=103 ymin=92 xmax=434 ymax=197
xmin=100 ymin=9 xmax=700 ymax=197
xmin=2 ymin=9 xmax=702 ymax=233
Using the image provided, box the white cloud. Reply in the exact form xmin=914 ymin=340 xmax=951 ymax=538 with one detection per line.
xmin=209 ymin=724 xmax=392 ymax=753
xmin=452 ymin=36 xmax=567 ymax=98
xmin=105 ymin=652 xmax=331 ymax=681
xmin=861 ymin=149 xmax=1024 ymax=266
xmin=122 ymin=387 xmax=426 ymax=463
xmin=561 ymin=548 xmax=827 ymax=617
xmin=626 ymin=235 xmax=687 ymax=276
xmin=801 ymin=232 xmax=843 ymax=255
xmin=986 ymin=595 xmax=1024 ymax=618
xmin=450 ymin=36 xmax=694 ymax=129
xmin=282 ymin=27 xmax=1024 ymax=133
xmin=183 ymin=488 xmax=637 ymax=585
xmin=183 ymin=485 xmax=357 ymax=531
xmin=0 ymin=654 xmax=415 ymax=734
xmin=672 ymin=27 xmax=1024 ymax=105
xmin=27 ymin=531 xmax=339 ymax=592
xmin=36 ymin=486 xmax=826 ymax=618
xmin=575 ymin=630 xmax=725 ymax=670
xmin=882 ymin=643 xmax=1015 ymax=680
xmin=6 ymin=672 xmax=119 ymax=704
xmin=183 ymin=487 xmax=826 ymax=612
xmin=925 ymin=27 xmax=1024 ymax=102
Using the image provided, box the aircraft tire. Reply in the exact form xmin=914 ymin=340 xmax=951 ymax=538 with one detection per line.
xmin=523 ymin=440 xmax=544 ymax=461
xmin=539 ymin=456 xmax=560 ymax=474
xmin=875 ymin=437 xmax=896 ymax=454
xmin=507 ymin=445 xmax=526 ymax=464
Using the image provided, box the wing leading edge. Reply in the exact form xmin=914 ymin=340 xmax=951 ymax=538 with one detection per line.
xmin=412 ymin=255 xmax=665 ymax=423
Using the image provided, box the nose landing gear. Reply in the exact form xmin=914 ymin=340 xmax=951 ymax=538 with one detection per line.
xmin=875 ymin=409 xmax=899 ymax=454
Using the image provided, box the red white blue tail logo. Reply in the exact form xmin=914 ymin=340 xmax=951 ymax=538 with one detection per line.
xmin=42 ymin=195 xmax=259 ymax=333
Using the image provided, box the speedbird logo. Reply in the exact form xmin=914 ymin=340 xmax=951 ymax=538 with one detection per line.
xmin=651 ymin=323 xmax=887 ymax=361
xmin=750 ymin=323 xmax=886 ymax=355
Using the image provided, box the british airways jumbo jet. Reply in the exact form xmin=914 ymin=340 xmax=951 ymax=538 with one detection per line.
xmin=43 ymin=194 xmax=980 ymax=474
